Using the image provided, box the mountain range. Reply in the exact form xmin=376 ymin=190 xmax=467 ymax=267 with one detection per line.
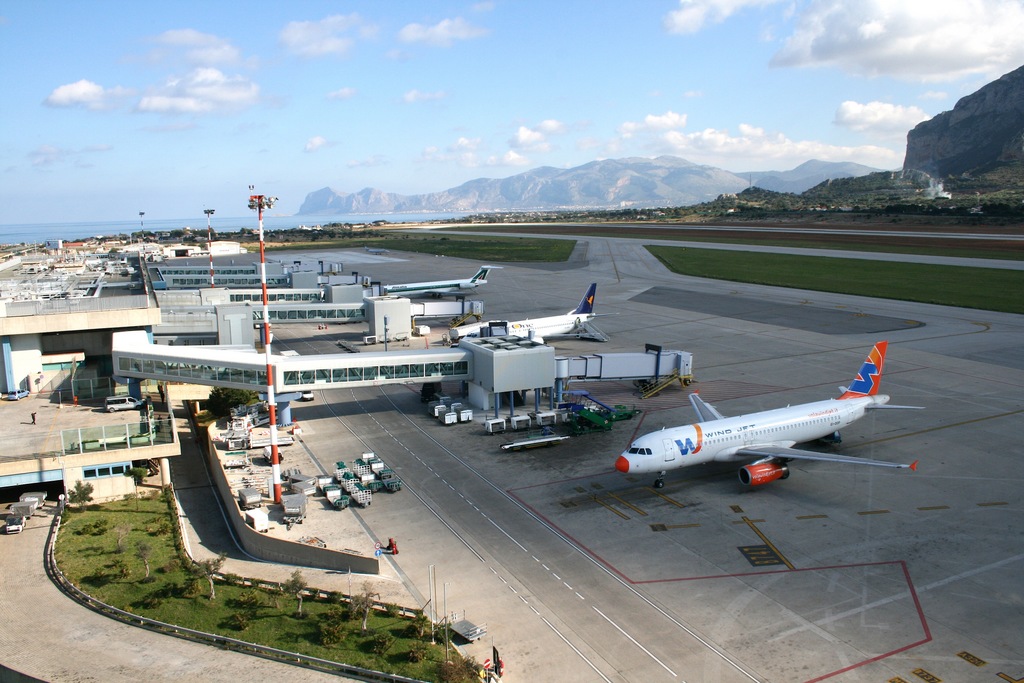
xmin=298 ymin=157 xmax=881 ymax=216
xmin=300 ymin=63 xmax=1023 ymax=216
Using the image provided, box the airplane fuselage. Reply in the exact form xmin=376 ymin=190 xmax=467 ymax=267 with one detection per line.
xmin=620 ymin=395 xmax=887 ymax=474
xmin=383 ymin=281 xmax=482 ymax=297
xmin=453 ymin=312 xmax=593 ymax=342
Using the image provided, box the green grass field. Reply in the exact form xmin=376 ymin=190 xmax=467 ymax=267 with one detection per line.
xmin=647 ymin=245 xmax=1024 ymax=314
xmin=267 ymin=234 xmax=576 ymax=262
xmin=264 ymin=228 xmax=1020 ymax=313
xmin=54 ymin=493 xmax=478 ymax=682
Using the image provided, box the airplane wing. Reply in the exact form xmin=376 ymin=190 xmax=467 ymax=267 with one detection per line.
xmin=689 ymin=393 xmax=726 ymax=422
xmin=737 ymin=445 xmax=918 ymax=470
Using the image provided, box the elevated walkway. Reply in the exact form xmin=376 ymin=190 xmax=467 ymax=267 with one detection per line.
xmin=112 ymin=331 xmax=693 ymax=414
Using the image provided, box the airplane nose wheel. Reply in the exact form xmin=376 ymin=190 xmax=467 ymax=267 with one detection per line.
xmin=654 ymin=473 xmax=665 ymax=489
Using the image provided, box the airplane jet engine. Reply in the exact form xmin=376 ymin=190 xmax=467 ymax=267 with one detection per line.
xmin=738 ymin=462 xmax=790 ymax=486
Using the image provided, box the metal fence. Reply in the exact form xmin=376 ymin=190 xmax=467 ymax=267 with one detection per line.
xmin=45 ymin=509 xmax=429 ymax=683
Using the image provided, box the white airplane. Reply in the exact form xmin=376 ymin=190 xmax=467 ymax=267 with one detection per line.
xmin=615 ymin=341 xmax=920 ymax=488
xmin=382 ymin=265 xmax=499 ymax=298
xmin=364 ymin=246 xmax=389 ymax=255
xmin=450 ymin=283 xmax=602 ymax=344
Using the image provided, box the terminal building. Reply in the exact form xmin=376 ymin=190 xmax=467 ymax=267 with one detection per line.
xmin=1 ymin=248 xmax=690 ymax=508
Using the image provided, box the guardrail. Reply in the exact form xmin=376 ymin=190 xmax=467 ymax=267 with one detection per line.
xmin=44 ymin=508 xmax=428 ymax=683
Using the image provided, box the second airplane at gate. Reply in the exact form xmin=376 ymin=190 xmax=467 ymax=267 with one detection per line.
xmin=615 ymin=341 xmax=921 ymax=488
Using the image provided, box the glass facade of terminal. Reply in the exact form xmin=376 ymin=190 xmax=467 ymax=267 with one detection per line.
xmin=281 ymin=359 xmax=469 ymax=386
xmin=229 ymin=291 xmax=323 ymax=302
xmin=257 ymin=307 xmax=365 ymax=322
xmin=117 ymin=356 xmax=268 ymax=387
xmin=117 ymin=353 xmax=470 ymax=389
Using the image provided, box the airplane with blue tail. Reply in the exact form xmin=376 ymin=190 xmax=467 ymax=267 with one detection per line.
xmin=450 ymin=283 xmax=605 ymax=344
xmin=615 ymin=341 xmax=921 ymax=488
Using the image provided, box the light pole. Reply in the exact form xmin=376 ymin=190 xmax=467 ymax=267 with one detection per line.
xmin=204 ymin=208 xmax=215 ymax=288
xmin=248 ymin=187 xmax=283 ymax=503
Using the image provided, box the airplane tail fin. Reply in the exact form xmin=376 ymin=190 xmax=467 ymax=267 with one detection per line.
xmin=471 ymin=266 xmax=496 ymax=283
xmin=839 ymin=341 xmax=888 ymax=399
xmin=570 ymin=283 xmax=598 ymax=315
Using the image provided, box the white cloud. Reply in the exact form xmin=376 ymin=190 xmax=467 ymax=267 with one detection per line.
xmin=154 ymin=29 xmax=243 ymax=66
xmin=398 ymin=17 xmax=489 ymax=47
xmin=327 ymin=87 xmax=357 ymax=101
xmin=536 ymin=119 xmax=567 ymax=135
xmin=136 ymin=68 xmax=260 ymax=114
xmin=618 ymin=111 xmax=688 ymax=139
xmin=420 ymin=137 xmax=483 ymax=167
xmin=403 ymin=89 xmax=447 ymax=103
xmin=29 ymin=143 xmax=111 ymax=167
xmin=347 ymin=155 xmax=387 ymax=168
xmin=304 ymin=136 xmax=330 ymax=153
xmin=660 ymin=123 xmax=901 ymax=169
xmin=772 ymin=0 xmax=1024 ymax=82
xmin=487 ymin=150 xmax=529 ymax=167
xmin=511 ymin=126 xmax=548 ymax=152
xmin=833 ymin=100 xmax=930 ymax=138
xmin=44 ymin=79 xmax=132 ymax=110
xmin=664 ymin=0 xmax=784 ymax=34
xmin=280 ymin=14 xmax=372 ymax=58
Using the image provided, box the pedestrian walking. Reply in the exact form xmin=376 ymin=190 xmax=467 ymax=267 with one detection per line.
xmin=31 ymin=412 xmax=37 ymax=424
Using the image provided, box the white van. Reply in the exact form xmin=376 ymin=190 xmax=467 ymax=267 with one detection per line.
xmin=5 ymin=516 xmax=25 ymax=534
xmin=105 ymin=396 xmax=143 ymax=412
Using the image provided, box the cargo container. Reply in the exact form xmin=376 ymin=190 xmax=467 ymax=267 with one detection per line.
xmin=237 ymin=488 xmax=262 ymax=510
xmin=245 ymin=508 xmax=269 ymax=533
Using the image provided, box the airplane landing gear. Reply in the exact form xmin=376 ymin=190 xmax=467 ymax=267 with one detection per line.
xmin=654 ymin=473 xmax=665 ymax=489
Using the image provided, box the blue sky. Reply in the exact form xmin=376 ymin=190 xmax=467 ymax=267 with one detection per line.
xmin=2 ymin=0 xmax=1023 ymax=224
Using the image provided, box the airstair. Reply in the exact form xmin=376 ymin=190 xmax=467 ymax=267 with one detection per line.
xmin=450 ymin=310 xmax=482 ymax=327
xmin=637 ymin=368 xmax=690 ymax=399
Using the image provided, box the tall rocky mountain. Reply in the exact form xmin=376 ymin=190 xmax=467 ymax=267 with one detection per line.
xmin=298 ymin=156 xmax=878 ymax=216
xmin=904 ymin=64 xmax=1024 ymax=178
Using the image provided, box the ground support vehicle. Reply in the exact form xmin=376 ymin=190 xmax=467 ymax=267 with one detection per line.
xmin=281 ymin=494 xmax=307 ymax=530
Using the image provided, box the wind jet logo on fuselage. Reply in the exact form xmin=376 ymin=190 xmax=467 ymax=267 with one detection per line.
xmin=674 ymin=425 xmax=703 ymax=456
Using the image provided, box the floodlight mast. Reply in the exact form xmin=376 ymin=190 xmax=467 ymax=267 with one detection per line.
xmin=248 ymin=188 xmax=282 ymax=503
xmin=204 ymin=208 xmax=216 ymax=288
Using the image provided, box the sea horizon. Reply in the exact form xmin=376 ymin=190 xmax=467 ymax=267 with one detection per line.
xmin=0 ymin=212 xmax=468 ymax=247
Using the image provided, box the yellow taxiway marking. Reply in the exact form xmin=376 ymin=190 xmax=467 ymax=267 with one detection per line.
xmin=796 ymin=514 xmax=828 ymax=520
xmin=647 ymin=488 xmax=686 ymax=508
xmin=591 ymin=495 xmax=630 ymax=520
xmin=977 ymin=501 xmax=1009 ymax=507
xmin=857 ymin=509 xmax=891 ymax=515
xmin=917 ymin=506 xmax=950 ymax=511
xmin=606 ymin=492 xmax=647 ymax=516
xmin=740 ymin=516 xmax=794 ymax=570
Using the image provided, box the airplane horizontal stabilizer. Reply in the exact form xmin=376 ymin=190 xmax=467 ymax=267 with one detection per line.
xmin=866 ymin=403 xmax=925 ymax=410
xmin=738 ymin=445 xmax=917 ymax=469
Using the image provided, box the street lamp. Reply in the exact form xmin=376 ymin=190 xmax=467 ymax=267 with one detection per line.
xmin=248 ymin=187 xmax=282 ymax=503
xmin=204 ymin=208 xmax=216 ymax=288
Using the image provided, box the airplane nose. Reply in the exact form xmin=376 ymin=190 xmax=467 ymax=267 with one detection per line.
xmin=615 ymin=456 xmax=630 ymax=473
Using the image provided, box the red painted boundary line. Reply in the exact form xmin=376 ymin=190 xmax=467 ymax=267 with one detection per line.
xmin=506 ymin=483 xmax=932 ymax=683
